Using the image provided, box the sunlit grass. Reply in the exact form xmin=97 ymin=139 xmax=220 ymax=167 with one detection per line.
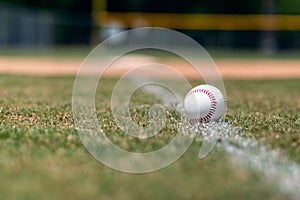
xmin=0 ymin=74 xmax=298 ymax=200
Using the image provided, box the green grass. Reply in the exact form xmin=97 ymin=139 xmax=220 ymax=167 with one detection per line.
xmin=0 ymin=74 xmax=299 ymax=200
xmin=136 ymin=48 xmax=300 ymax=60
xmin=208 ymin=49 xmax=300 ymax=60
xmin=1 ymin=47 xmax=300 ymax=60
xmin=0 ymin=47 xmax=91 ymax=58
xmin=225 ymin=79 xmax=300 ymax=162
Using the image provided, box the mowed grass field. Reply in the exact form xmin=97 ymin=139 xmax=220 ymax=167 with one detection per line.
xmin=0 ymin=74 xmax=299 ymax=200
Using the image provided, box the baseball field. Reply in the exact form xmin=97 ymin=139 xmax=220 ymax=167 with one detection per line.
xmin=0 ymin=48 xmax=299 ymax=199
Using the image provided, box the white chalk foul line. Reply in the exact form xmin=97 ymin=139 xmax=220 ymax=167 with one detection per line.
xmin=196 ymin=121 xmax=300 ymax=199
xmin=137 ymin=82 xmax=300 ymax=199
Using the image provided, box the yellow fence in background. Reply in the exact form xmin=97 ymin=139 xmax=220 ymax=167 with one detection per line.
xmin=94 ymin=12 xmax=300 ymax=30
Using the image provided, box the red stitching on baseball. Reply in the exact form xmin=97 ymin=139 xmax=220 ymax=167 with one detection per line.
xmin=186 ymin=88 xmax=217 ymax=123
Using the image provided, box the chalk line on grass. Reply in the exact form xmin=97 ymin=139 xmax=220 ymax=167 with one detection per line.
xmin=137 ymin=81 xmax=300 ymax=199
xmin=196 ymin=121 xmax=300 ymax=200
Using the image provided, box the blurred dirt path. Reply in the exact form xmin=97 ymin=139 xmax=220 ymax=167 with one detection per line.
xmin=0 ymin=55 xmax=299 ymax=79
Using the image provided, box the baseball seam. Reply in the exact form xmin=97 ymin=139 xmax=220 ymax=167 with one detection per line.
xmin=186 ymin=89 xmax=217 ymax=123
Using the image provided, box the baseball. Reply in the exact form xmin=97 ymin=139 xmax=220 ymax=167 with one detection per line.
xmin=184 ymin=84 xmax=226 ymax=123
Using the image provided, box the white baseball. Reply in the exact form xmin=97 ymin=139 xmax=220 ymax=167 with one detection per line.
xmin=184 ymin=84 xmax=226 ymax=123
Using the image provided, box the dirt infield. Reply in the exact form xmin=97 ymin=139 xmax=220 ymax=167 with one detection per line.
xmin=0 ymin=55 xmax=299 ymax=79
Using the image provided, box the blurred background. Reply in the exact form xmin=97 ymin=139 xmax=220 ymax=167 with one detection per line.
xmin=0 ymin=0 xmax=300 ymax=53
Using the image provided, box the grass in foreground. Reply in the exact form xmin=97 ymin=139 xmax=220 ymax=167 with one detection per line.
xmin=0 ymin=74 xmax=299 ymax=200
